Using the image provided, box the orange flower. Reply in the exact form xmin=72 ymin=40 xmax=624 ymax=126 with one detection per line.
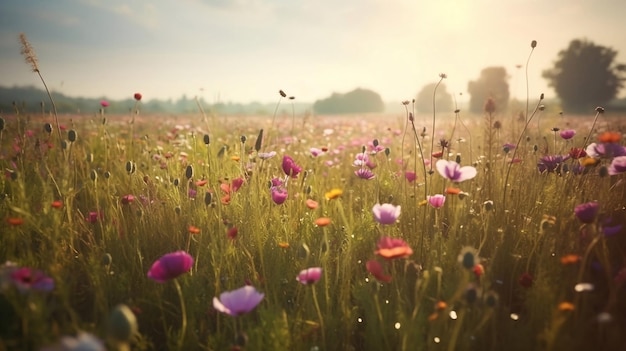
xmin=305 ymin=199 xmax=319 ymax=209
xmin=445 ymin=187 xmax=461 ymax=195
xmin=325 ymin=188 xmax=343 ymax=200
xmin=558 ymin=302 xmax=575 ymax=311
xmin=51 ymin=200 xmax=63 ymax=209
xmin=188 ymin=225 xmax=201 ymax=234
xmin=435 ymin=301 xmax=448 ymax=311
xmin=560 ymin=254 xmax=580 ymax=265
xmin=598 ymin=131 xmax=621 ymax=143
xmin=314 ymin=217 xmax=331 ymax=227
xmin=7 ymin=217 xmax=24 ymax=226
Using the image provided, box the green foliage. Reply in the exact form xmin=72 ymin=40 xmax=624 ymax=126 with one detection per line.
xmin=312 ymin=88 xmax=384 ymax=114
xmin=543 ymin=39 xmax=626 ymax=113
xmin=467 ymin=67 xmax=510 ymax=114
xmin=0 ymin=105 xmax=625 ymax=351
xmin=415 ymin=82 xmax=453 ymax=114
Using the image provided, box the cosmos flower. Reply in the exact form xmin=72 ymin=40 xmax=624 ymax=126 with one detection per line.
xmin=427 ymin=194 xmax=446 ymax=209
xmin=282 ymin=155 xmax=302 ymax=178
xmin=372 ymin=203 xmax=401 ymax=225
xmin=147 ymin=251 xmax=194 ymax=283
xmin=435 ymin=159 xmax=477 ymax=182
xmin=375 ymin=236 xmax=413 ymax=259
xmin=8 ymin=266 xmax=55 ymax=293
xmin=574 ymin=201 xmax=599 ymax=224
xmin=296 ymin=267 xmax=323 ymax=285
xmin=365 ymin=260 xmax=392 ymax=283
xmin=608 ymin=156 xmax=626 ymax=175
xmin=559 ymin=129 xmax=576 ymax=140
xmin=355 ymin=168 xmax=376 ymax=180
xmin=213 ymin=285 xmax=264 ymax=316
xmin=271 ymin=187 xmax=288 ymax=205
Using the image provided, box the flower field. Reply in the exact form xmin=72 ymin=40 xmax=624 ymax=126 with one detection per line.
xmin=0 ymin=101 xmax=625 ymax=350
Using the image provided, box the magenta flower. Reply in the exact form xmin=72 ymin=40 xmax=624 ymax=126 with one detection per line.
xmin=9 ymin=267 xmax=54 ymax=293
xmin=282 ymin=155 xmax=302 ymax=178
xmin=574 ymin=202 xmax=599 ymax=224
xmin=213 ymin=285 xmax=264 ymax=316
xmin=608 ymin=156 xmax=626 ymax=175
xmin=372 ymin=203 xmax=401 ymax=225
xmin=427 ymin=194 xmax=446 ymax=209
xmin=559 ymin=129 xmax=576 ymax=140
xmin=271 ymin=186 xmax=288 ymax=205
xmin=355 ymin=168 xmax=376 ymax=180
xmin=296 ymin=267 xmax=323 ymax=285
xmin=435 ymin=159 xmax=477 ymax=182
xmin=404 ymin=171 xmax=417 ymax=183
xmin=147 ymin=251 xmax=194 ymax=283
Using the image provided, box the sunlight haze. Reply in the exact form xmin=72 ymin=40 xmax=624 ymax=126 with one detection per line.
xmin=1 ymin=0 xmax=625 ymax=105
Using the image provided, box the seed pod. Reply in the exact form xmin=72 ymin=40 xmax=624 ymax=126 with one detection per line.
xmin=185 ymin=165 xmax=194 ymax=180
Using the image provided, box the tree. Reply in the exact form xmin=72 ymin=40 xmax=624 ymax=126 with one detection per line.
xmin=467 ymin=67 xmax=510 ymax=114
xmin=543 ymin=39 xmax=626 ymax=112
xmin=313 ymin=88 xmax=384 ymax=114
xmin=415 ymin=82 xmax=453 ymax=114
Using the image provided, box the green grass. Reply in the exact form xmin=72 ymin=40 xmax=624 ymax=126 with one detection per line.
xmin=0 ymin=107 xmax=625 ymax=351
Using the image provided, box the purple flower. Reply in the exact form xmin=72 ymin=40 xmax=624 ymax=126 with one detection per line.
xmin=585 ymin=143 xmax=626 ymax=159
xmin=574 ymin=202 xmax=599 ymax=224
xmin=372 ymin=203 xmax=401 ymax=225
xmin=296 ymin=267 xmax=322 ymax=285
xmin=435 ymin=159 xmax=477 ymax=182
xmin=282 ymin=155 xmax=302 ymax=178
xmin=404 ymin=171 xmax=417 ymax=183
xmin=537 ymin=155 xmax=569 ymax=173
xmin=147 ymin=251 xmax=194 ymax=283
xmin=608 ymin=156 xmax=626 ymax=175
xmin=427 ymin=194 xmax=446 ymax=209
xmin=559 ymin=129 xmax=576 ymax=140
xmin=9 ymin=266 xmax=54 ymax=293
xmin=213 ymin=285 xmax=264 ymax=316
xmin=355 ymin=168 xmax=375 ymax=180
xmin=271 ymin=186 xmax=288 ymax=205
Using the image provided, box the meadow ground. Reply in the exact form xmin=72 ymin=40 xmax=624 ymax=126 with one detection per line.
xmin=0 ymin=106 xmax=625 ymax=351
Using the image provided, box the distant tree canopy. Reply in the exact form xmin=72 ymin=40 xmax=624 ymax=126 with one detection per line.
xmin=312 ymin=88 xmax=384 ymax=114
xmin=467 ymin=67 xmax=510 ymax=114
xmin=543 ymin=39 xmax=626 ymax=113
xmin=415 ymin=82 xmax=453 ymax=114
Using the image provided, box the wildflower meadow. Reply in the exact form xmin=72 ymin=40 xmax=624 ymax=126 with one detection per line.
xmin=1 ymin=40 xmax=626 ymax=351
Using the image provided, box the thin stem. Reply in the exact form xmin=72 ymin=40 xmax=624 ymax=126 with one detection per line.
xmin=173 ymin=279 xmax=187 ymax=350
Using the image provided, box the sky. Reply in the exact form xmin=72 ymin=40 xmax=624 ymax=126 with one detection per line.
xmin=1 ymin=0 xmax=626 ymax=105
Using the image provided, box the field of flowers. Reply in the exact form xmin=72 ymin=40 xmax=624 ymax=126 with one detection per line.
xmin=0 ymin=96 xmax=625 ymax=351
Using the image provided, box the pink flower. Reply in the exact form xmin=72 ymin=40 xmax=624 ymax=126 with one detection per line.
xmin=375 ymin=236 xmax=413 ymax=259
xmin=296 ymin=267 xmax=322 ymax=285
xmin=147 ymin=251 xmax=194 ymax=283
xmin=271 ymin=187 xmax=288 ymax=205
xmin=355 ymin=168 xmax=375 ymax=180
xmin=8 ymin=266 xmax=54 ymax=293
xmin=435 ymin=159 xmax=477 ymax=182
xmin=427 ymin=194 xmax=446 ymax=208
xmin=282 ymin=155 xmax=302 ymax=178
xmin=366 ymin=260 xmax=392 ymax=283
xmin=404 ymin=171 xmax=417 ymax=183
xmin=213 ymin=285 xmax=264 ymax=316
xmin=372 ymin=203 xmax=401 ymax=225
xmin=559 ymin=129 xmax=576 ymax=140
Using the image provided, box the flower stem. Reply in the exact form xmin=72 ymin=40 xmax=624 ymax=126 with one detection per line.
xmin=173 ymin=279 xmax=187 ymax=350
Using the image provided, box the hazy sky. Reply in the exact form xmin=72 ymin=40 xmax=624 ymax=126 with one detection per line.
xmin=1 ymin=0 xmax=625 ymax=104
